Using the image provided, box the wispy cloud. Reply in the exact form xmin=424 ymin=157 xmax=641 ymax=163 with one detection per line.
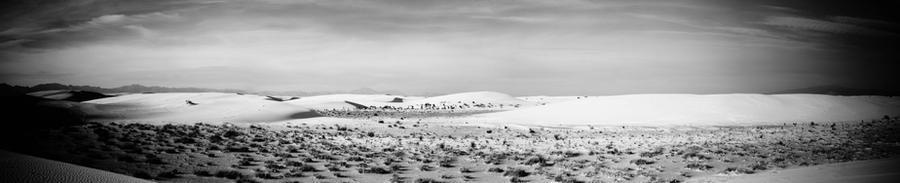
xmin=763 ymin=16 xmax=897 ymax=37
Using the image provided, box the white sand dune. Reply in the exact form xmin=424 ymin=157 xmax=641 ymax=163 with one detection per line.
xmin=476 ymin=94 xmax=900 ymax=126
xmin=0 ymin=150 xmax=153 ymax=183
xmin=688 ymin=158 xmax=900 ymax=183
xmin=84 ymin=92 xmax=319 ymax=124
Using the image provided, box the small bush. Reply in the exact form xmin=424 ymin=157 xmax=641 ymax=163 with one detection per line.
xmin=460 ymin=167 xmax=478 ymax=173
xmin=296 ymin=164 xmax=319 ymax=172
xmin=503 ymin=168 xmax=530 ymax=177
xmin=686 ymin=163 xmax=713 ymax=171
xmin=132 ymin=171 xmax=154 ymax=179
xmin=157 ymin=169 xmax=181 ymax=179
xmin=415 ymin=178 xmax=444 ymax=183
xmin=215 ymin=170 xmax=246 ymax=179
xmin=420 ymin=164 xmax=436 ymax=171
xmin=510 ymin=176 xmax=529 ymax=183
xmin=194 ymin=170 xmax=213 ymax=177
xmin=439 ymin=157 xmax=457 ymax=168
xmin=630 ymin=159 xmax=655 ymax=165
xmin=488 ymin=167 xmax=505 ymax=173
xmin=360 ymin=166 xmax=393 ymax=174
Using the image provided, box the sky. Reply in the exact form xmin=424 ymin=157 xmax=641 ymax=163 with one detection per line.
xmin=0 ymin=0 xmax=898 ymax=96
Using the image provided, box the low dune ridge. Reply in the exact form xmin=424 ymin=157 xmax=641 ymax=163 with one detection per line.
xmin=83 ymin=92 xmax=319 ymax=124
xmin=0 ymin=150 xmax=152 ymax=183
xmin=477 ymin=94 xmax=900 ymax=126
xmin=410 ymin=91 xmax=531 ymax=106
xmin=27 ymin=90 xmax=113 ymax=102
xmin=286 ymin=94 xmax=418 ymax=110
xmin=288 ymin=92 xmax=529 ymax=110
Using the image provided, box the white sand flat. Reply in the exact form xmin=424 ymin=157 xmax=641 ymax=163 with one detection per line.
xmin=475 ymin=94 xmax=900 ymax=126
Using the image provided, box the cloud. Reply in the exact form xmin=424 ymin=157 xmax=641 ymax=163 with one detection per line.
xmin=762 ymin=16 xmax=897 ymax=37
xmin=1 ymin=12 xmax=181 ymax=49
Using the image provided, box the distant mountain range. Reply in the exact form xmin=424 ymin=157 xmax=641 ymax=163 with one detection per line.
xmin=0 ymin=83 xmax=404 ymax=97
xmin=769 ymin=85 xmax=899 ymax=96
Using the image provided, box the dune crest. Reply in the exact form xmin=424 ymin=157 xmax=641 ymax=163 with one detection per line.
xmin=84 ymin=92 xmax=319 ymax=124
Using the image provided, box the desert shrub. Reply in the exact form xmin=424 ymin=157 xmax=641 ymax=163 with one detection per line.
xmin=523 ymin=156 xmax=552 ymax=166
xmin=265 ymin=163 xmax=286 ymax=169
xmin=551 ymin=174 xmax=584 ymax=183
xmin=420 ymin=164 xmax=436 ymax=171
xmin=387 ymin=174 xmax=406 ymax=183
xmin=157 ymin=169 xmax=181 ymax=179
xmin=723 ymin=167 xmax=755 ymax=174
xmin=360 ymin=166 xmax=393 ymax=174
xmin=486 ymin=154 xmax=508 ymax=165
xmin=314 ymin=154 xmax=337 ymax=161
xmin=749 ymin=162 xmax=769 ymax=171
xmin=223 ymin=130 xmax=244 ymax=138
xmin=630 ymin=159 xmax=655 ymax=165
xmin=301 ymin=157 xmax=318 ymax=163
xmin=415 ymin=178 xmax=444 ymax=183
xmin=286 ymin=160 xmax=304 ymax=166
xmin=686 ymin=163 xmax=713 ymax=171
xmin=145 ymin=155 xmax=166 ymax=164
xmin=295 ymin=164 xmax=319 ymax=172
xmin=194 ymin=170 xmax=213 ymax=177
xmin=255 ymin=172 xmax=283 ymax=179
xmin=117 ymin=155 xmax=139 ymax=163
xmin=334 ymin=172 xmax=351 ymax=178
xmin=682 ymin=152 xmax=712 ymax=160
xmin=132 ymin=171 xmax=154 ymax=179
xmin=285 ymin=171 xmax=306 ymax=178
xmin=236 ymin=177 xmax=263 ymax=183
xmin=215 ymin=170 xmax=247 ymax=179
xmin=390 ymin=164 xmax=407 ymax=171
xmin=460 ymin=167 xmax=477 ymax=173
xmin=439 ymin=157 xmax=457 ymax=168
xmin=327 ymin=165 xmax=343 ymax=172
xmin=503 ymin=168 xmax=530 ymax=177
xmin=563 ymin=151 xmax=582 ymax=158
xmin=509 ymin=177 xmax=529 ymax=183
xmin=640 ymin=147 xmax=666 ymax=158
xmin=347 ymin=156 xmax=365 ymax=162
xmin=488 ymin=167 xmax=505 ymax=173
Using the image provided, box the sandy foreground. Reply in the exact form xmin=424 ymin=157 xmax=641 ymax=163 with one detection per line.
xmin=2 ymin=117 xmax=898 ymax=183
xmin=2 ymin=91 xmax=899 ymax=183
